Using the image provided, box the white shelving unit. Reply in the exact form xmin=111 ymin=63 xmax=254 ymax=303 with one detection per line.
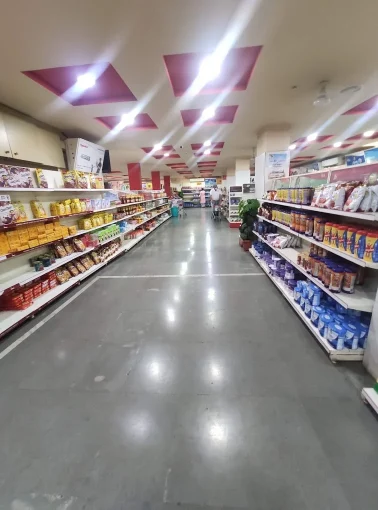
xmin=249 ymin=247 xmax=364 ymax=362
xmin=228 ymin=186 xmax=243 ymax=224
xmin=0 ymin=211 xmax=171 ymax=337
xmin=257 ymin=214 xmax=378 ymax=269
xmin=252 ymin=230 xmax=376 ymax=312
xmin=262 ymin=199 xmax=378 ymax=222
xmin=361 ymin=387 xmax=378 ymax=415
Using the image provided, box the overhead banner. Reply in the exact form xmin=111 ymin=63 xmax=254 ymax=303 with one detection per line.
xmin=265 ymin=151 xmax=290 ymax=179
xmin=66 ymin=138 xmax=105 ymax=174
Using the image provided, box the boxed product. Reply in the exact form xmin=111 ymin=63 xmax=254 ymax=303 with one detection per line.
xmin=0 ymin=166 xmax=9 ymax=187
xmin=6 ymin=166 xmax=33 ymax=188
xmin=0 ymin=195 xmax=16 ymax=226
xmin=35 ymin=168 xmax=49 ymax=188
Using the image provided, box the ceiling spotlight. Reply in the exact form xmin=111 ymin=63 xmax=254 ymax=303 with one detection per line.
xmin=333 ymin=141 xmax=342 ymax=148
xmin=198 ymin=54 xmax=222 ymax=84
xmin=164 ymin=152 xmax=170 ymax=157
xmin=121 ymin=113 xmax=136 ymax=126
xmin=153 ymin=143 xmax=162 ymax=151
xmin=76 ymin=73 xmax=96 ymax=89
xmin=204 ymin=149 xmax=211 ymax=155
xmin=288 ymin=143 xmax=296 ymax=151
xmin=307 ymin=132 xmax=318 ymax=142
xmin=201 ymin=107 xmax=216 ymax=121
xmin=203 ymin=140 xmax=211 ymax=147
xmin=363 ymin=130 xmax=375 ymax=138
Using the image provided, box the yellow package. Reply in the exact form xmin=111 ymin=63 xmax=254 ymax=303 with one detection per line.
xmin=50 ymin=203 xmax=58 ymax=216
xmin=30 ymin=200 xmax=47 ymax=218
xmin=45 ymin=223 xmax=54 ymax=231
xmin=27 ymin=227 xmax=38 ymax=239
xmin=60 ymin=227 xmax=69 ymax=237
xmin=65 ymin=203 xmax=72 ymax=215
xmin=79 ymin=218 xmax=92 ymax=230
xmin=6 ymin=231 xmax=19 ymax=241
xmin=38 ymin=237 xmax=48 ymax=245
xmin=37 ymin=224 xmax=46 ymax=234
xmin=28 ymin=239 xmax=39 ymax=248
xmin=18 ymin=245 xmax=29 ymax=251
xmin=68 ymin=225 xmax=77 ymax=235
xmin=13 ymin=202 xmax=28 ymax=223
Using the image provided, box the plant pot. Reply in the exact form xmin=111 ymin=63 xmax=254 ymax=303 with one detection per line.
xmin=242 ymin=240 xmax=252 ymax=251
xmin=239 ymin=237 xmax=243 ymax=247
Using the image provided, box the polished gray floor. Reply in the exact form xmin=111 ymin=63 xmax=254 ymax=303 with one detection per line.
xmin=0 ymin=209 xmax=377 ymax=510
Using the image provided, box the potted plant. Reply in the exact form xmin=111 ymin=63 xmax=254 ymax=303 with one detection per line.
xmin=238 ymin=199 xmax=260 ymax=251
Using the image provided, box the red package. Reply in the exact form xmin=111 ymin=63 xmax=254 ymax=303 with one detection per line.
xmin=41 ymin=280 xmax=50 ymax=293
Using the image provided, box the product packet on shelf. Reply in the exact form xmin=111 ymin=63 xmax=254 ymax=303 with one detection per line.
xmin=7 ymin=166 xmax=33 ymax=188
xmin=61 ymin=170 xmax=77 ymax=189
xmin=344 ymin=185 xmax=366 ymax=212
xmin=76 ymin=171 xmax=89 ymax=189
xmin=35 ymin=169 xmax=48 ymax=188
xmin=0 ymin=166 xmax=9 ymax=187
xmin=0 ymin=195 xmax=16 ymax=225
xmin=12 ymin=201 xmax=28 ymax=223
xmin=30 ymin=200 xmax=47 ymax=218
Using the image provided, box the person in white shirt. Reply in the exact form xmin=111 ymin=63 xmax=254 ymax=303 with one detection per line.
xmin=210 ymin=185 xmax=221 ymax=211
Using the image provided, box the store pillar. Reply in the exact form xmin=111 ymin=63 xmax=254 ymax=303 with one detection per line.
xmin=151 ymin=171 xmax=161 ymax=190
xmin=235 ymin=159 xmax=250 ymax=186
xmin=127 ymin=163 xmax=142 ymax=191
xmin=255 ymin=129 xmax=290 ymax=199
xmin=226 ymin=168 xmax=235 ymax=188
xmin=164 ymin=175 xmax=171 ymax=196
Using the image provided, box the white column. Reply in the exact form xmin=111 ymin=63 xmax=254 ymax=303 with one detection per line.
xmin=235 ymin=159 xmax=250 ymax=186
xmin=255 ymin=129 xmax=290 ymax=199
xmin=226 ymin=168 xmax=235 ymax=188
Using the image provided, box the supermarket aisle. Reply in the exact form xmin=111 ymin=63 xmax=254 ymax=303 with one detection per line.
xmin=0 ymin=208 xmax=378 ymax=510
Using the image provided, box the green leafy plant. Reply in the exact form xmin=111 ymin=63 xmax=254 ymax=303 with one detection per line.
xmin=238 ymin=199 xmax=259 ymax=240
xmin=238 ymin=198 xmax=260 ymax=221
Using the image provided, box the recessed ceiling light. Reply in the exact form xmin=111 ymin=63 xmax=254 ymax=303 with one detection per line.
xmin=307 ymin=132 xmax=318 ymax=142
xmin=363 ymin=130 xmax=375 ymax=138
xmin=203 ymin=140 xmax=211 ymax=147
xmin=201 ymin=107 xmax=216 ymax=120
xmin=333 ymin=141 xmax=342 ymax=147
xmin=164 ymin=152 xmax=170 ymax=157
xmin=153 ymin=143 xmax=162 ymax=151
xmin=198 ymin=54 xmax=222 ymax=84
xmin=76 ymin=73 xmax=96 ymax=89
xmin=121 ymin=113 xmax=136 ymax=126
xmin=204 ymin=149 xmax=211 ymax=155
xmin=288 ymin=143 xmax=296 ymax=151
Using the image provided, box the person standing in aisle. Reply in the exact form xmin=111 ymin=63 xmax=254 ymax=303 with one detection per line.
xmin=200 ymin=188 xmax=206 ymax=208
xmin=210 ymin=184 xmax=221 ymax=211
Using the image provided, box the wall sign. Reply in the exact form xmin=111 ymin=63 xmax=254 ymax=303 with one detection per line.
xmin=346 ymin=154 xmax=366 ymax=166
xmin=266 ymin=151 xmax=289 ymax=179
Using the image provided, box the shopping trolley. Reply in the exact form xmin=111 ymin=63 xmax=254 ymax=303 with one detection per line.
xmin=211 ymin=200 xmax=221 ymax=221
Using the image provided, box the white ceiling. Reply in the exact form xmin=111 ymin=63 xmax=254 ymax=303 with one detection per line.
xmin=1 ymin=0 xmax=378 ymax=177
